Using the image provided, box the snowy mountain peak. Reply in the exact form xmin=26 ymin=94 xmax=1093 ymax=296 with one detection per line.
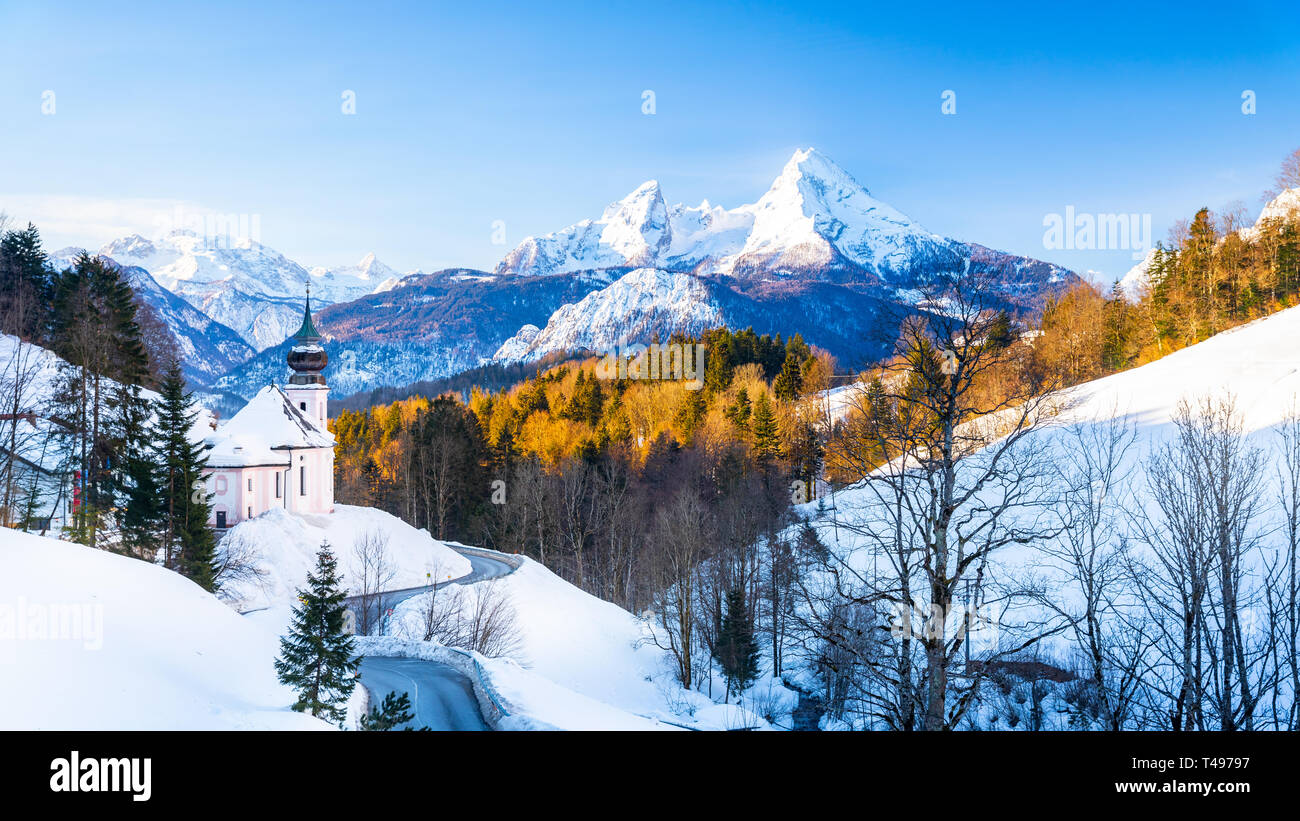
xmin=100 ymin=233 xmax=157 ymax=258
xmin=597 ymin=179 xmax=670 ymax=265
xmin=777 ymin=147 xmax=871 ymax=198
xmin=1259 ymin=187 xmax=1300 ymax=225
xmin=495 ymin=148 xmax=966 ymax=281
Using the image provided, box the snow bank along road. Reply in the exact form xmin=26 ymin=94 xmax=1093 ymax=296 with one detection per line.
xmin=354 ymin=545 xmax=519 ymax=731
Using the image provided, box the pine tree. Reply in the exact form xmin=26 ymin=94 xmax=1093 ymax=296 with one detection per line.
xmin=48 ymin=254 xmax=152 ymax=546
xmin=725 ymin=387 xmax=752 ymax=433
xmin=115 ymin=379 xmax=164 ymax=559
xmin=359 ymin=691 xmax=416 ymax=731
xmin=673 ymin=389 xmax=706 ymax=445
xmin=772 ymin=350 xmax=804 ymax=401
xmin=751 ymin=392 xmax=780 ymax=459
xmin=275 ymin=541 xmax=361 ymax=725
xmin=0 ymin=223 xmax=53 ymax=341
xmin=715 ymin=587 xmax=761 ymax=698
xmin=155 ymin=359 xmax=217 ymax=588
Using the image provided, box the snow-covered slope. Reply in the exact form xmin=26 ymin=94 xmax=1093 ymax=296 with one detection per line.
xmin=386 ymin=556 xmax=779 ymax=729
xmin=799 ymin=301 xmax=1300 ymax=727
xmin=1117 ymin=246 xmax=1159 ymax=299
xmin=493 ymin=268 xmax=723 ymax=360
xmin=0 ymin=527 xmax=330 ymax=730
xmin=1240 ymin=186 xmax=1300 ymax=242
xmin=217 ymin=505 xmax=471 ymax=612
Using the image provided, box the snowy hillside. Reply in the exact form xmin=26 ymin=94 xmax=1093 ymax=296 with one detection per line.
xmin=797 ymin=301 xmax=1300 ymax=728
xmin=385 ymin=556 xmax=789 ymax=730
xmin=0 ymin=527 xmax=330 ymax=730
xmin=493 ymin=268 xmax=723 ymax=361
xmin=217 ymin=505 xmax=471 ymax=612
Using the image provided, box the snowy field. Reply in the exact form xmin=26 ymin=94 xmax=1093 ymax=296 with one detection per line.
xmin=0 ymin=527 xmax=330 ymax=730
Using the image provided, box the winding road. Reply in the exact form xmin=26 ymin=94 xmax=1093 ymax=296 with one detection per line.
xmin=359 ymin=657 xmax=491 ymax=731
xmin=354 ymin=545 xmax=518 ymax=731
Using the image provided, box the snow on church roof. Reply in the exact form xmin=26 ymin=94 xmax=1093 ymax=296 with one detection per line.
xmin=205 ymin=385 xmax=334 ymax=468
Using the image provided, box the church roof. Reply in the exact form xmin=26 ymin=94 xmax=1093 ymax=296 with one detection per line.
xmin=205 ymin=385 xmax=333 ymax=467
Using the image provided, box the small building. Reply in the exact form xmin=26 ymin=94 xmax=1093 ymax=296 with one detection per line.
xmin=203 ymin=294 xmax=335 ymax=529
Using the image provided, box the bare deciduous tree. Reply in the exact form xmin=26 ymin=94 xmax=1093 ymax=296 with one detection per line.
xmin=353 ymin=529 xmax=396 ymax=636
xmin=822 ymin=270 xmax=1066 ymax=730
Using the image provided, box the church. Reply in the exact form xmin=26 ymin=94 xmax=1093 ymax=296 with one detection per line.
xmin=203 ymin=294 xmax=335 ymax=529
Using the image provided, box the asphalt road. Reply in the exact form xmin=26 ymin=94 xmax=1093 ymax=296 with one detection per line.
xmin=344 ymin=546 xmax=516 ymax=615
xmin=358 ymin=656 xmax=490 ymax=731
xmin=355 ymin=545 xmax=517 ymax=732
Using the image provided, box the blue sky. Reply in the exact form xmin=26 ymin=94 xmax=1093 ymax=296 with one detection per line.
xmin=2 ymin=0 xmax=1298 ymax=281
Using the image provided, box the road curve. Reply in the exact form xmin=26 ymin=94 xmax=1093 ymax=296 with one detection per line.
xmin=359 ymin=657 xmax=490 ymax=731
xmin=355 ymin=545 xmax=519 ymax=732
xmin=344 ymin=545 xmax=518 ymax=615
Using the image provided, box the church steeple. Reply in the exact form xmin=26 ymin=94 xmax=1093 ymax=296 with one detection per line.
xmin=287 ymin=285 xmax=327 ymax=387
xmin=293 ymin=283 xmax=321 ymax=342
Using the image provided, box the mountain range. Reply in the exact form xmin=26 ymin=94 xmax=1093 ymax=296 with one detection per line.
xmin=68 ymin=149 xmax=1080 ymax=401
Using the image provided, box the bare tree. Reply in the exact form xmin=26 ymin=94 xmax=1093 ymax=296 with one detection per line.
xmin=823 ymin=270 xmax=1066 ymax=730
xmin=213 ymin=532 xmax=268 ymax=599
xmin=643 ymin=489 xmax=711 ymax=689
xmin=1274 ymin=401 xmax=1300 ymax=730
xmin=1040 ymin=412 xmax=1149 ymax=729
xmin=1129 ymin=395 xmax=1272 ymax=730
xmin=417 ymin=579 xmax=522 ymax=659
xmin=352 ymin=529 xmax=396 ymax=636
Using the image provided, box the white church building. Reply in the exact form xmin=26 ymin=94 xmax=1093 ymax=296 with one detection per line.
xmin=203 ymin=294 xmax=335 ymax=529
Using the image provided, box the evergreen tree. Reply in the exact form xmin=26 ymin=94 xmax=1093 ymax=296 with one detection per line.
xmin=715 ymin=587 xmax=761 ymax=698
xmin=673 ymin=389 xmax=707 ymax=445
xmin=725 ymin=387 xmax=752 ymax=433
xmin=0 ymin=223 xmax=53 ymax=341
xmin=750 ymin=392 xmax=780 ymax=459
xmin=359 ymin=690 xmax=416 ymax=731
xmin=115 ymin=379 xmax=164 ymax=559
xmin=772 ymin=350 xmax=804 ymax=401
xmin=48 ymin=253 xmax=152 ymax=546
xmin=155 ymin=359 xmax=217 ymax=587
xmin=275 ymin=541 xmax=361 ymax=725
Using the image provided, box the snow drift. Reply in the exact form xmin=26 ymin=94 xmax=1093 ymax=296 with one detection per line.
xmin=0 ymin=527 xmax=330 ymax=730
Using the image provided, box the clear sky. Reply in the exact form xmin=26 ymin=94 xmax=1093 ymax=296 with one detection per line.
xmin=2 ymin=0 xmax=1298 ymax=282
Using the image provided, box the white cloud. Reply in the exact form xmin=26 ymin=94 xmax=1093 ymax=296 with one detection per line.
xmin=0 ymin=194 xmax=225 ymax=249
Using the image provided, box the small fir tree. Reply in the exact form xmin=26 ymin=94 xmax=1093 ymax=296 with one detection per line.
xmin=715 ymin=586 xmax=761 ymax=699
xmin=275 ymin=541 xmax=361 ymax=725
